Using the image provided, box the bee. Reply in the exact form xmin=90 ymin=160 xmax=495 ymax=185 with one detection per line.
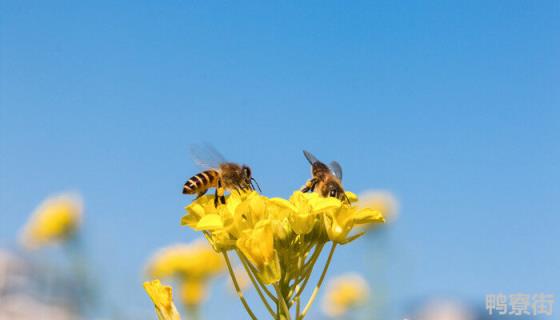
xmin=182 ymin=144 xmax=261 ymax=207
xmin=301 ymin=150 xmax=349 ymax=203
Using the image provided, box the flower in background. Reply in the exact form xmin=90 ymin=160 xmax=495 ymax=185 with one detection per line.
xmin=145 ymin=240 xmax=225 ymax=311
xmin=144 ymin=279 xmax=181 ymax=320
xmin=322 ymin=273 xmax=370 ymax=318
xmin=19 ymin=193 xmax=83 ymax=249
xmin=357 ymin=190 xmax=399 ymax=225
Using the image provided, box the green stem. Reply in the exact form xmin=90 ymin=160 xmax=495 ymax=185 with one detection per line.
xmin=296 ymin=295 xmax=301 ymax=319
xmin=237 ymin=250 xmax=278 ymax=303
xmin=297 ymin=243 xmax=324 ymax=282
xmin=237 ymin=251 xmax=277 ymax=318
xmin=298 ymin=243 xmax=337 ymax=319
xmin=274 ymin=284 xmax=292 ymax=320
xmin=187 ymin=306 xmax=200 ymax=320
xmin=288 ymin=243 xmax=324 ymax=305
xmin=222 ymin=251 xmax=258 ymax=320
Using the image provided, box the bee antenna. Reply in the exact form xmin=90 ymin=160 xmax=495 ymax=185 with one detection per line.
xmin=251 ymin=177 xmax=262 ymax=192
xmin=343 ymin=192 xmax=350 ymax=204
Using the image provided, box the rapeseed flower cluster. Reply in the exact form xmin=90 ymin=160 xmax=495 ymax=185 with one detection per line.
xmin=181 ymin=190 xmax=384 ymax=319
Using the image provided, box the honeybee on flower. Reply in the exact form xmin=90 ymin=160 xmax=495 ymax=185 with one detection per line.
xmin=301 ymin=150 xmax=349 ymax=203
xmin=177 ymin=146 xmax=389 ymax=319
xmin=182 ymin=144 xmax=261 ymax=207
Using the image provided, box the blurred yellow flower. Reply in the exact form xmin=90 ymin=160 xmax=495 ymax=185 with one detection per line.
xmin=145 ymin=240 xmax=225 ymax=310
xmin=146 ymin=240 xmax=224 ymax=280
xmin=322 ymin=273 xmax=370 ymax=317
xmin=357 ymin=190 xmax=399 ymax=225
xmin=20 ymin=193 xmax=83 ymax=249
xmin=180 ymin=279 xmax=207 ymax=308
xmin=143 ymin=279 xmax=181 ymax=320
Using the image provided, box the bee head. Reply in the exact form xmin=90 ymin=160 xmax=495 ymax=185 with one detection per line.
xmin=241 ymin=165 xmax=252 ymax=180
xmin=324 ymin=180 xmax=347 ymax=202
xmin=241 ymin=165 xmax=253 ymax=188
xmin=242 ymin=165 xmax=262 ymax=192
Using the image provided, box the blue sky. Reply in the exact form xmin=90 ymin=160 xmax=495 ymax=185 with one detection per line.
xmin=1 ymin=1 xmax=559 ymax=319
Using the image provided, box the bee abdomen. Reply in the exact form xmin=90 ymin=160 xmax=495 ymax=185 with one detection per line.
xmin=183 ymin=170 xmax=219 ymax=194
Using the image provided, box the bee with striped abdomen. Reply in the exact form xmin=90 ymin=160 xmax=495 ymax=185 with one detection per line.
xmin=301 ymin=150 xmax=349 ymax=203
xmin=182 ymin=145 xmax=260 ymax=207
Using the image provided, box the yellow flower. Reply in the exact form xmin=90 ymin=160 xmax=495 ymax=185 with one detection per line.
xmin=181 ymin=188 xmax=386 ymax=319
xmin=143 ymin=279 xmax=181 ymax=320
xmin=182 ymin=192 xmax=249 ymax=250
xmin=264 ymin=197 xmax=293 ymax=240
xmin=321 ymin=199 xmax=384 ymax=244
xmin=20 ymin=193 xmax=82 ymax=249
xmin=236 ymin=220 xmax=281 ymax=284
xmin=322 ymin=273 xmax=369 ymax=317
xmin=230 ymin=191 xmax=267 ymax=236
xmin=345 ymin=191 xmax=359 ymax=203
xmin=287 ymin=192 xmax=318 ymax=235
xmin=146 ymin=240 xmax=224 ymax=280
xmin=181 ymin=195 xmax=223 ymax=231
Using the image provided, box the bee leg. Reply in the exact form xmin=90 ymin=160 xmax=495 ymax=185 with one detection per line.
xmin=301 ymin=178 xmax=317 ymax=193
xmin=214 ymin=178 xmax=226 ymax=207
xmin=214 ymin=191 xmax=219 ymax=207
xmin=237 ymin=182 xmax=249 ymax=193
xmin=195 ymin=189 xmax=208 ymax=200
xmin=214 ymin=190 xmax=226 ymax=206
xmin=233 ymin=186 xmax=242 ymax=195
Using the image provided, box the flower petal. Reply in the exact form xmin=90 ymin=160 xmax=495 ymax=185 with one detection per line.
xmin=353 ymin=208 xmax=385 ymax=224
xmin=196 ymin=214 xmax=224 ymax=231
xmin=309 ymin=197 xmax=341 ymax=212
xmin=143 ymin=279 xmax=181 ymax=320
xmin=345 ymin=191 xmax=359 ymax=203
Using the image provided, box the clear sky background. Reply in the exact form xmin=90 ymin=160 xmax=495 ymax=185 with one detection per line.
xmin=1 ymin=1 xmax=559 ymax=319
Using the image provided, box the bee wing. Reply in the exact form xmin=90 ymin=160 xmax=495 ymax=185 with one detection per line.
xmin=329 ymin=161 xmax=343 ymax=181
xmin=303 ymin=150 xmax=320 ymax=165
xmin=189 ymin=144 xmax=227 ymax=170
